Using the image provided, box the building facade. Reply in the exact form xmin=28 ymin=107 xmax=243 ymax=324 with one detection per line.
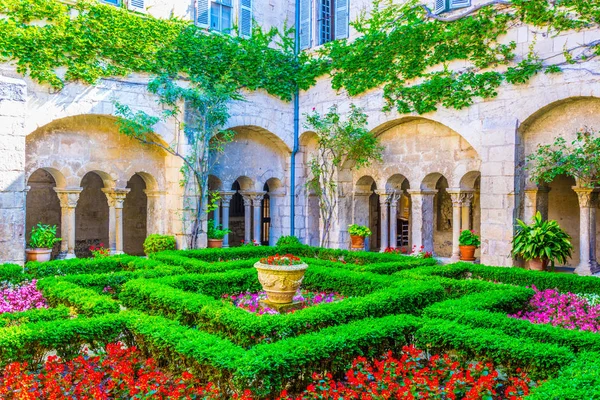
xmin=1 ymin=0 xmax=600 ymax=276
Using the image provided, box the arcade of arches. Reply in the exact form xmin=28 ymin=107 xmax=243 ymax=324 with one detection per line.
xmin=1 ymin=79 xmax=600 ymax=276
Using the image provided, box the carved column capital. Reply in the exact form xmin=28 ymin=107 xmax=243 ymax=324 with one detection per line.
xmin=375 ymin=190 xmax=391 ymax=204
xmin=447 ymin=189 xmax=465 ymax=206
xmin=573 ymin=186 xmax=595 ymax=208
xmin=219 ymin=190 xmax=236 ymax=205
xmin=250 ymin=191 xmax=267 ymax=205
xmin=102 ymin=188 xmax=130 ymax=209
xmin=54 ymin=187 xmax=83 ymax=209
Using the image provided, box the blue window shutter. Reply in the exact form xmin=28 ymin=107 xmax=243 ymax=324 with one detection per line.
xmin=299 ymin=0 xmax=312 ymax=50
xmin=334 ymin=0 xmax=349 ymax=40
xmin=128 ymin=0 xmax=144 ymax=11
xmin=433 ymin=0 xmax=446 ymax=14
xmin=197 ymin=0 xmax=210 ymax=28
xmin=240 ymin=0 xmax=252 ymax=37
xmin=449 ymin=0 xmax=471 ymax=9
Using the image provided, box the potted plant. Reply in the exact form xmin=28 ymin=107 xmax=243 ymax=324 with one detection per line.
xmin=207 ymin=220 xmax=231 ymax=248
xmin=25 ymin=223 xmax=61 ymax=263
xmin=254 ymin=254 xmax=308 ymax=304
xmin=511 ymin=212 xmax=573 ymax=271
xmin=458 ymin=230 xmax=480 ymax=261
xmin=348 ymin=224 xmax=372 ymax=250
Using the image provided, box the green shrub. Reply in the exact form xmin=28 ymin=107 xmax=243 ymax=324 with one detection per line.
xmin=0 ymin=263 xmax=28 ymax=283
xmin=347 ymin=224 xmax=372 ymax=237
xmin=143 ymin=234 xmax=177 ymax=255
xmin=275 ymin=235 xmax=302 ymax=246
xmin=25 ymin=255 xmax=162 ymax=278
xmin=0 ymin=305 xmax=71 ymax=328
xmin=528 ymin=352 xmax=600 ymax=399
xmin=37 ymin=278 xmax=120 ymax=316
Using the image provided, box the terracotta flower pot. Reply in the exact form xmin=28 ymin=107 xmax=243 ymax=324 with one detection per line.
xmin=254 ymin=261 xmax=308 ymax=304
xmin=459 ymin=245 xmax=476 ymax=262
xmin=528 ymin=258 xmax=549 ymax=271
xmin=350 ymin=235 xmax=365 ymax=250
xmin=25 ymin=248 xmax=52 ymax=263
xmin=207 ymin=239 xmax=223 ymax=248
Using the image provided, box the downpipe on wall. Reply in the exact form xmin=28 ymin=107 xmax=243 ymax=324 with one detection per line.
xmin=290 ymin=0 xmax=301 ymax=237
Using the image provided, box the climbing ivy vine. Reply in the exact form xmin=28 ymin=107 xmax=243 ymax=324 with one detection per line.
xmin=1 ymin=0 xmax=599 ymax=114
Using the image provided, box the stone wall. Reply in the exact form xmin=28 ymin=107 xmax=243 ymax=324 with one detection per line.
xmin=0 ymin=76 xmax=26 ymax=264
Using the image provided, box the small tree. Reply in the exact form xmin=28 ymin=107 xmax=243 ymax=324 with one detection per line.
xmin=304 ymin=104 xmax=384 ymax=247
xmin=526 ymin=128 xmax=600 ymax=187
xmin=115 ymin=75 xmax=239 ymax=248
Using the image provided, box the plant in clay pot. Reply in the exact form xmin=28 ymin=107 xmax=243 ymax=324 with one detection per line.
xmin=207 ymin=219 xmax=231 ymax=248
xmin=254 ymin=254 xmax=308 ymax=304
xmin=511 ymin=211 xmax=573 ymax=271
xmin=458 ymin=230 xmax=480 ymax=262
xmin=25 ymin=224 xmax=61 ymax=263
xmin=348 ymin=224 xmax=372 ymax=250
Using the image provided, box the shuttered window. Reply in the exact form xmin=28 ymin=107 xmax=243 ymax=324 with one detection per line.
xmin=129 ymin=0 xmax=144 ymax=11
xmin=435 ymin=0 xmax=471 ymax=14
xmin=197 ymin=0 xmax=210 ymax=27
xmin=103 ymin=0 xmax=120 ymax=6
xmin=240 ymin=0 xmax=252 ymax=37
xmin=318 ymin=0 xmax=349 ymax=45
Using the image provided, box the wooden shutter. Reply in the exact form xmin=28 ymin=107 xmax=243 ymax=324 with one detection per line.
xmin=197 ymin=0 xmax=210 ymax=28
xmin=299 ymin=0 xmax=312 ymax=50
xmin=334 ymin=0 xmax=349 ymax=40
xmin=240 ymin=0 xmax=252 ymax=37
xmin=449 ymin=0 xmax=470 ymax=9
xmin=128 ymin=0 xmax=145 ymax=12
xmin=433 ymin=0 xmax=446 ymax=14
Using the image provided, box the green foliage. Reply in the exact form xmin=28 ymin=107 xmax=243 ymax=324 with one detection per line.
xmin=143 ymin=234 xmax=176 ymax=255
xmin=0 ymin=264 xmax=28 ymax=284
xmin=25 ymin=255 xmax=162 ymax=278
xmin=0 ymin=305 xmax=71 ymax=328
xmin=458 ymin=229 xmax=480 ymax=247
xmin=348 ymin=224 xmax=372 ymax=238
xmin=207 ymin=220 xmax=231 ymax=240
xmin=305 ymin=105 xmax=383 ymax=246
xmin=528 ymin=352 xmax=600 ymax=399
xmin=319 ymin=0 xmax=600 ymax=114
xmin=511 ymin=211 xmax=573 ymax=266
xmin=526 ymin=128 xmax=600 ymax=187
xmin=28 ymin=223 xmax=61 ymax=249
xmin=37 ymin=278 xmax=121 ymax=316
xmin=275 ymin=235 xmax=302 ymax=246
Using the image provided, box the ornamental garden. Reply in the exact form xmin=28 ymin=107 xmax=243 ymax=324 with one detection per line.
xmin=4 ymin=0 xmax=600 ymax=397
xmin=1 ymin=238 xmax=600 ymax=398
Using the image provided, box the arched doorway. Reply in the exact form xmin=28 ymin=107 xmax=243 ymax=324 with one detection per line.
xmin=261 ymin=182 xmax=271 ymax=245
xmin=123 ymin=174 xmax=147 ymax=255
xmin=26 ymin=169 xmax=61 ymax=258
xmin=434 ymin=176 xmax=452 ymax=258
xmin=229 ymin=181 xmax=245 ymax=246
xmin=386 ymin=174 xmax=411 ymax=251
xmin=354 ymin=176 xmax=379 ymax=251
xmin=76 ymin=172 xmax=109 ymax=257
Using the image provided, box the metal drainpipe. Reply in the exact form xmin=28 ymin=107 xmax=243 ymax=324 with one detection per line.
xmin=290 ymin=0 xmax=301 ymax=237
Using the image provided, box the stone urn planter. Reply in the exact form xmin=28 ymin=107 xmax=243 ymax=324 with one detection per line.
xmin=528 ymin=258 xmax=549 ymax=271
xmin=207 ymin=239 xmax=223 ymax=248
xmin=254 ymin=256 xmax=308 ymax=304
xmin=459 ymin=245 xmax=476 ymax=262
xmin=25 ymin=248 xmax=52 ymax=263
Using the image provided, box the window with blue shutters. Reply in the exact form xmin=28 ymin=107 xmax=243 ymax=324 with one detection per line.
xmin=434 ymin=0 xmax=471 ymax=14
xmin=128 ymin=0 xmax=145 ymax=12
xmin=299 ymin=0 xmax=312 ymax=49
xmin=318 ymin=0 xmax=349 ymax=46
xmin=102 ymin=0 xmax=120 ymax=6
xmin=210 ymin=0 xmax=233 ymax=32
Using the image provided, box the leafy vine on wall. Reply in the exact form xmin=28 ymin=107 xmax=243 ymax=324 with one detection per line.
xmin=0 ymin=0 xmax=599 ymax=113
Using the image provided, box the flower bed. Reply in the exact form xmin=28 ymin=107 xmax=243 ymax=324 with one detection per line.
xmin=0 ymin=280 xmax=47 ymax=314
xmin=0 ymin=343 xmax=534 ymax=399
xmin=223 ymin=289 xmax=346 ymax=315
xmin=509 ymin=286 xmax=600 ymax=333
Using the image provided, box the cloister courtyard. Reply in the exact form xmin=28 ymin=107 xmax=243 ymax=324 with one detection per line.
xmin=2 ymin=0 xmax=600 ymax=398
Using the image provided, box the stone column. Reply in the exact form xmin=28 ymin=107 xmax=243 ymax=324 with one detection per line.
xmin=574 ymin=187 xmax=594 ymax=276
xmin=144 ymin=190 xmax=166 ymax=235
xmin=523 ymin=186 xmax=551 ymax=223
xmin=102 ymin=188 xmax=130 ymax=255
xmin=388 ymin=192 xmax=400 ymax=249
xmin=251 ymin=192 xmax=266 ymax=244
xmin=376 ymin=190 xmax=390 ymax=252
xmin=219 ymin=191 xmax=235 ymax=248
xmin=461 ymin=192 xmax=474 ymax=231
xmin=408 ymin=190 xmax=437 ymax=253
xmin=54 ymin=188 xmax=83 ymax=259
xmin=241 ymin=192 xmax=252 ymax=244
xmin=448 ymin=190 xmax=464 ymax=261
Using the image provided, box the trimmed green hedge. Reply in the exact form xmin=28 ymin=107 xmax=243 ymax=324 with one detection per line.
xmin=0 ymin=305 xmax=71 ymax=328
xmin=25 ymin=255 xmax=163 ymax=278
xmin=37 ymin=278 xmax=120 ymax=316
xmin=0 ymin=263 xmax=27 ymax=284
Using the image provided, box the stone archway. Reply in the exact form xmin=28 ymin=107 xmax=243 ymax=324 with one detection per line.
xmin=76 ymin=172 xmax=110 ymax=257
xmin=26 ymin=169 xmax=62 ymax=258
xmin=123 ymin=174 xmax=147 ymax=255
xmin=354 ymin=176 xmax=379 ymax=251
